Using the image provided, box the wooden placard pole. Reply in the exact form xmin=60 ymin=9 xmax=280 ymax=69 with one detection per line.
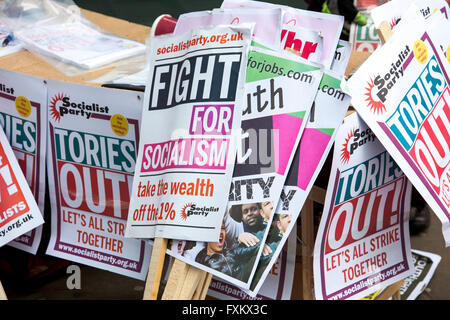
xmin=376 ymin=279 xmax=404 ymax=300
xmin=0 ymin=281 xmax=7 ymax=300
xmin=143 ymin=237 xmax=168 ymax=300
xmin=144 ymin=240 xmax=212 ymax=300
xmin=376 ymin=20 xmax=393 ymax=45
xmin=161 ymin=258 xmax=211 ymax=300
xmin=196 ymin=273 xmax=213 ymax=300
xmin=161 ymin=258 xmax=190 ymax=300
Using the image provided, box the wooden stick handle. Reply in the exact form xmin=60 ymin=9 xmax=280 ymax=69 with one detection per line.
xmin=178 ymin=266 xmax=205 ymax=300
xmin=143 ymin=237 xmax=168 ymax=300
xmin=376 ymin=20 xmax=393 ymax=44
xmin=192 ymin=270 xmax=208 ymax=300
xmin=0 ymin=281 xmax=7 ymax=300
xmin=198 ymin=273 xmax=213 ymax=300
xmin=161 ymin=258 xmax=190 ymax=300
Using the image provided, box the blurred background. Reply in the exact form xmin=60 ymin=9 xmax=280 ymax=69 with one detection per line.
xmin=72 ymin=0 xmax=307 ymax=27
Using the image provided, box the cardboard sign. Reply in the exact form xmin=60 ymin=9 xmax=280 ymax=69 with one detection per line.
xmin=313 ymin=112 xmax=414 ymax=300
xmin=46 ymin=81 xmax=151 ymax=280
xmin=0 ymin=126 xmax=43 ymax=247
xmin=346 ymin=15 xmax=450 ymax=245
xmin=371 ymin=0 xmax=449 ymax=30
xmin=126 ymin=24 xmax=253 ymax=242
xmin=220 ymin=0 xmax=344 ymax=69
xmin=349 ymin=13 xmax=381 ymax=53
xmin=0 ymin=69 xmax=47 ymax=254
xmin=207 ymin=226 xmax=296 ymax=300
xmin=400 ymin=249 xmax=441 ymax=300
xmin=247 ymin=41 xmax=352 ymax=296
xmin=174 ymin=8 xmax=282 ymax=48
xmin=280 ymin=24 xmax=323 ymax=64
xmin=167 ymin=45 xmax=323 ymax=289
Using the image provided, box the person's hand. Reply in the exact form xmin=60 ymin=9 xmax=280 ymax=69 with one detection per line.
xmin=238 ymin=232 xmax=260 ymax=247
xmin=262 ymin=244 xmax=273 ymax=256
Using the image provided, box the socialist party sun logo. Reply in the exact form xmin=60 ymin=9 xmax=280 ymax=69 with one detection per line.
xmin=49 ymin=93 xmax=65 ymax=122
xmin=340 ymin=128 xmax=355 ymax=164
xmin=364 ymin=77 xmax=386 ymax=115
xmin=390 ymin=17 xmax=400 ymax=29
xmin=230 ymin=17 xmax=239 ymax=24
xmin=180 ymin=203 xmax=193 ymax=221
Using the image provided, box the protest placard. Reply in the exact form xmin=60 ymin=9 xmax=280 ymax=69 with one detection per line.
xmin=346 ymin=13 xmax=450 ymax=246
xmin=313 ymin=112 xmax=414 ymax=300
xmin=0 ymin=69 xmax=46 ymax=254
xmin=279 ymin=24 xmax=323 ymax=64
xmin=221 ymin=0 xmax=344 ymax=69
xmin=400 ymin=249 xmax=441 ymax=300
xmin=0 ymin=125 xmax=43 ymax=247
xmin=126 ymin=24 xmax=253 ymax=242
xmin=168 ymin=43 xmax=323 ymax=289
xmin=45 ymin=81 xmax=151 ymax=280
xmin=207 ymin=226 xmax=296 ymax=300
xmin=330 ymin=40 xmax=352 ymax=76
xmin=174 ymin=8 xmax=282 ymax=49
xmin=349 ymin=12 xmax=381 ymax=53
xmin=371 ymin=0 xmax=449 ymax=31
xmin=247 ymin=41 xmax=352 ymax=296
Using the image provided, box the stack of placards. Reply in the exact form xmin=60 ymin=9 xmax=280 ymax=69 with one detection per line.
xmin=1 ymin=0 xmax=447 ymax=302
xmin=347 ymin=0 xmax=450 ymax=246
xmin=312 ymin=0 xmax=450 ymax=300
xmin=122 ymin=0 xmax=354 ymax=299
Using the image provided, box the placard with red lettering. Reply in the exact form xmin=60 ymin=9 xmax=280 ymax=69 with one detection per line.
xmin=45 ymin=81 xmax=151 ymax=280
xmin=167 ymin=45 xmax=323 ymax=289
xmin=0 ymin=69 xmax=46 ymax=254
xmin=313 ymin=112 xmax=414 ymax=300
xmin=125 ymin=24 xmax=253 ymax=242
xmin=221 ymin=0 xmax=344 ymax=69
xmin=0 ymin=126 xmax=44 ymax=247
xmin=346 ymin=15 xmax=450 ymax=246
xmin=349 ymin=12 xmax=381 ymax=53
xmin=279 ymin=24 xmax=323 ymax=64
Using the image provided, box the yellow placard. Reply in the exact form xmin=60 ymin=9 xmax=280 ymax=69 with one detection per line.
xmin=110 ymin=113 xmax=129 ymax=136
xmin=15 ymin=96 xmax=32 ymax=118
xmin=413 ymin=40 xmax=428 ymax=64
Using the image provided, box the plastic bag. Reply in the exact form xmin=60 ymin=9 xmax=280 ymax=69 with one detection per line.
xmin=0 ymin=0 xmax=146 ymax=75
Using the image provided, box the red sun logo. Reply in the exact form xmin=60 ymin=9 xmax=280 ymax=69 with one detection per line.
xmin=49 ymin=93 xmax=65 ymax=122
xmin=230 ymin=17 xmax=239 ymax=24
xmin=340 ymin=128 xmax=355 ymax=164
xmin=180 ymin=203 xmax=193 ymax=221
xmin=390 ymin=17 xmax=400 ymax=29
xmin=285 ymin=19 xmax=296 ymax=26
xmin=364 ymin=78 xmax=386 ymax=115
